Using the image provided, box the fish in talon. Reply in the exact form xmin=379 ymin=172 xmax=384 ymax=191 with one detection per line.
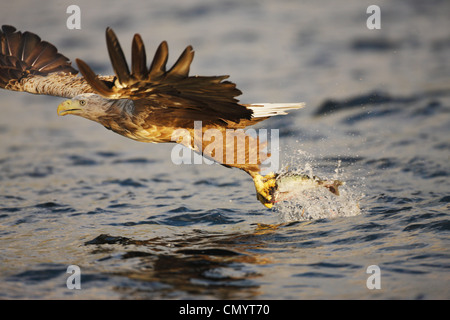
xmin=253 ymin=172 xmax=344 ymax=208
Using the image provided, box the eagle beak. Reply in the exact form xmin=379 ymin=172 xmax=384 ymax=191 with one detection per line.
xmin=57 ymin=100 xmax=79 ymax=116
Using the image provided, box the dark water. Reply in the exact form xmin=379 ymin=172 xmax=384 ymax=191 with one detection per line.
xmin=1 ymin=0 xmax=449 ymax=299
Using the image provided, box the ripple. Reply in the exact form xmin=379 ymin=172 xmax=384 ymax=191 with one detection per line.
xmin=314 ymin=91 xmax=406 ymax=116
xmin=293 ymin=271 xmax=345 ymax=278
xmin=7 ymin=264 xmax=66 ymax=284
xmin=381 ymin=266 xmax=428 ymax=275
xmin=35 ymin=202 xmax=76 ymax=214
xmin=176 ymin=248 xmax=241 ymax=256
xmin=307 ymin=262 xmax=362 ymax=270
xmin=67 ymin=155 xmax=98 ymax=166
xmin=403 ymin=220 xmax=450 ymax=233
xmin=112 ymin=157 xmax=157 ymax=164
xmin=85 ymin=234 xmax=132 ymax=245
xmin=351 ymin=37 xmax=398 ymax=51
xmin=161 ymin=210 xmax=239 ymax=226
xmin=95 ymin=151 xmax=120 ymax=158
xmin=103 ymin=178 xmax=147 ymax=188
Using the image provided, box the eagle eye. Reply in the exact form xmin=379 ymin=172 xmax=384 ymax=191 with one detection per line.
xmin=79 ymin=100 xmax=86 ymax=106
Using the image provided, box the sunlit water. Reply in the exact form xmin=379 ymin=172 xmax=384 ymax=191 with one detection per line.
xmin=0 ymin=0 xmax=449 ymax=299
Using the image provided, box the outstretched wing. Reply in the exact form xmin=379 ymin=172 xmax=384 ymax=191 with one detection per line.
xmin=77 ymin=27 xmax=253 ymax=126
xmin=0 ymin=25 xmax=113 ymax=98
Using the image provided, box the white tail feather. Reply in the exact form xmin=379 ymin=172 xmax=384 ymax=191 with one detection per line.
xmin=248 ymin=102 xmax=305 ymax=118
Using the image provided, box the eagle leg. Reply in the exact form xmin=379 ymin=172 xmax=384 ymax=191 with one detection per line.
xmin=252 ymin=173 xmax=278 ymax=209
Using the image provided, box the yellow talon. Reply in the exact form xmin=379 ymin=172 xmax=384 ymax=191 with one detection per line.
xmin=252 ymin=173 xmax=278 ymax=209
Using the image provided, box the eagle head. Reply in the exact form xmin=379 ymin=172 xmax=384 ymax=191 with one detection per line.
xmin=57 ymin=93 xmax=114 ymax=120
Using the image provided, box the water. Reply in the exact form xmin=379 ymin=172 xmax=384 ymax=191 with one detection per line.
xmin=1 ymin=0 xmax=449 ymax=299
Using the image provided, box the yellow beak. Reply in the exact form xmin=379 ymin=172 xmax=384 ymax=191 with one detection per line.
xmin=57 ymin=100 xmax=76 ymax=116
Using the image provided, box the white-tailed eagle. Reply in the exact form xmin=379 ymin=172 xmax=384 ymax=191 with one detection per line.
xmin=0 ymin=25 xmax=340 ymax=208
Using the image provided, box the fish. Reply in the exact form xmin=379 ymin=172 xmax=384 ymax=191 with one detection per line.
xmin=269 ymin=172 xmax=344 ymax=205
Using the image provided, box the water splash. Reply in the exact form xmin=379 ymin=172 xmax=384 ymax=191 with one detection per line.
xmin=274 ymin=184 xmax=362 ymax=222
xmin=274 ymin=151 xmax=363 ymax=222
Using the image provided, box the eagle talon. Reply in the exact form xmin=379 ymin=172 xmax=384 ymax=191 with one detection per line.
xmin=253 ymin=173 xmax=278 ymax=209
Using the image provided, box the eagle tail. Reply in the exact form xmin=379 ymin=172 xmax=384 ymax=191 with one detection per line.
xmin=248 ymin=103 xmax=305 ymax=118
xmin=0 ymin=25 xmax=77 ymax=89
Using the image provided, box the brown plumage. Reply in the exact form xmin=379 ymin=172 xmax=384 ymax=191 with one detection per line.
xmin=0 ymin=25 xmax=305 ymax=208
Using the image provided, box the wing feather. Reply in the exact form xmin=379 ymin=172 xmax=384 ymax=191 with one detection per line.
xmin=148 ymin=41 xmax=168 ymax=80
xmin=131 ymin=33 xmax=147 ymax=80
xmin=78 ymin=27 xmax=253 ymax=125
xmin=76 ymin=58 xmax=115 ymax=97
xmin=0 ymin=25 xmax=113 ymax=98
xmin=4 ymin=29 xmax=22 ymax=56
xmin=31 ymin=42 xmax=58 ymax=70
xmin=166 ymin=45 xmax=194 ymax=79
xmin=105 ymin=27 xmax=130 ymax=86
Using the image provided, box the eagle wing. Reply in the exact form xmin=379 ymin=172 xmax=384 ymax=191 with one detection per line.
xmin=76 ymin=28 xmax=253 ymax=126
xmin=0 ymin=25 xmax=113 ymax=98
xmin=1 ymin=25 xmax=255 ymax=126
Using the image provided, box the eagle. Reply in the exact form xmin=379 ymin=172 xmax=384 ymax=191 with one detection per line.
xmin=0 ymin=25 xmax=305 ymax=208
